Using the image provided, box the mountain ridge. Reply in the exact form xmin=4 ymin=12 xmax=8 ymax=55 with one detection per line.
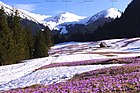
xmin=0 ymin=1 xmax=121 ymax=33
xmin=45 ymin=8 xmax=121 ymax=31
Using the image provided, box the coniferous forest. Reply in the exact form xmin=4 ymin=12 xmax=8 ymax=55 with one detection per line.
xmin=0 ymin=7 xmax=53 ymax=66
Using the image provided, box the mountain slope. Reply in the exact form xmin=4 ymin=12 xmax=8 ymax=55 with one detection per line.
xmin=0 ymin=1 xmax=49 ymax=31
xmin=0 ymin=1 xmax=50 ymax=24
xmin=87 ymin=8 xmax=121 ymax=24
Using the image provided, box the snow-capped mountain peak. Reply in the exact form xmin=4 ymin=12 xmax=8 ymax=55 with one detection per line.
xmin=105 ymin=8 xmax=122 ymax=18
xmin=44 ymin=8 xmax=122 ymax=33
xmin=44 ymin=12 xmax=86 ymax=30
xmin=45 ymin=12 xmax=86 ymax=24
xmin=88 ymin=8 xmax=122 ymax=23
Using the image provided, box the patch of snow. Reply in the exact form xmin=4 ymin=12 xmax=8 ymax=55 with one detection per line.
xmin=78 ymin=16 xmax=92 ymax=25
xmin=51 ymin=41 xmax=91 ymax=49
xmin=57 ymin=25 xmax=68 ymax=34
xmin=19 ymin=9 xmax=51 ymax=24
xmin=51 ymin=53 xmax=140 ymax=63
xmin=50 ymin=38 xmax=140 ymax=57
xmin=0 ymin=57 xmax=51 ymax=85
xmin=105 ymin=8 xmax=122 ymax=19
xmin=0 ymin=64 xmax=123 ymax=91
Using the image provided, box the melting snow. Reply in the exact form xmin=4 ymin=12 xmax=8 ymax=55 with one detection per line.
xmin=0 ymin=64 xmax=123 ymax=91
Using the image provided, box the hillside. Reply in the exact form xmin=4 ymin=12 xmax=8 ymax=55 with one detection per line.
xmin=0 ymin=1 xmax=46 ymax=32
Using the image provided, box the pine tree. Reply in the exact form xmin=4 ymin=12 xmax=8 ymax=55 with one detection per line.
xmin=0 ymin=32 xmax=3 ymax=65
xmin=43 ymin=26 xmax=54 ymax=47
xmin=10 ymin=10 xmax=26 ymax=61
xmin=24 ymin=27 xmax=34 ymax=59
xmin=7 ymin=13 xmax=14 ymax=29
xmin=34 ymin=31 xmax=49 ymax=58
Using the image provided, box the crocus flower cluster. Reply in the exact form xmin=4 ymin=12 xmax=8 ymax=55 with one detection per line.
xmin=36 ymin=57 xmax=139 ymax=70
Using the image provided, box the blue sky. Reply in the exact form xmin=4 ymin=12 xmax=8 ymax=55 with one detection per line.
xmin=1 ymin=0 xmax=132 ymax=16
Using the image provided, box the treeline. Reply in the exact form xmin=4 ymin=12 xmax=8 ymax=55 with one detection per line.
xmin=0 ymin=7 xmax=53 ymax=66
xmin=52 ymin=23 xmax=108 ymax=43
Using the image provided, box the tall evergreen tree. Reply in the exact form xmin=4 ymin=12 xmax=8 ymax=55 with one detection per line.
xmin=34 ymin=31 xmax=49 ymax=58
xmin=10 ymin=10 xmax=27 ymax=61
xmin=43 ymin=26 xmax=54 ymax=47
xmin=0 ymin=31 xmax=3 ymax=65
xmin=24 ymin=27 xmax=34 ymax=59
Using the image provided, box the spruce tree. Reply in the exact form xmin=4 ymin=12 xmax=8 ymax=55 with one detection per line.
xmin=11 ymin=10 xmax=26 ymax=61
xmin=0 ymin=32 xmax=3 ymax=65
xmin=24 ymin=27 xmax=34 ymax=59
xmin=43 ymin=26 xmax=54 ymax=47
xmin=34 ymin=31 xmax=49 ymax=58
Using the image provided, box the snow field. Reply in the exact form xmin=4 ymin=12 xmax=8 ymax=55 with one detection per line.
xmin=0 ymin=64 xmax=123 ymax=91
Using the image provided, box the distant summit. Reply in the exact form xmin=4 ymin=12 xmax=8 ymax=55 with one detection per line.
xmin=93 ymin=0 xmax=140 ymax=40
xmin=87 ymin=8 xmax=121 ymax=24
xmin=45 ymin=12 xmax=85 ymax=23
xmin=44 ymin=12 xmax=86 ymax=30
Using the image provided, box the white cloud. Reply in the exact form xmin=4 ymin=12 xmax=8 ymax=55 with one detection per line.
xmin=14 ymin=4 xmax=36 ymax=12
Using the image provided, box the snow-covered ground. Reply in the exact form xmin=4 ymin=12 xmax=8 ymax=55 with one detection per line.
xmin=49 ymin=38 xmax=140 ymax=57
xmin=0 ymin=64 xmax=123 ymax=91
xmin=0 ymin=38 xmax=140 ymax=91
